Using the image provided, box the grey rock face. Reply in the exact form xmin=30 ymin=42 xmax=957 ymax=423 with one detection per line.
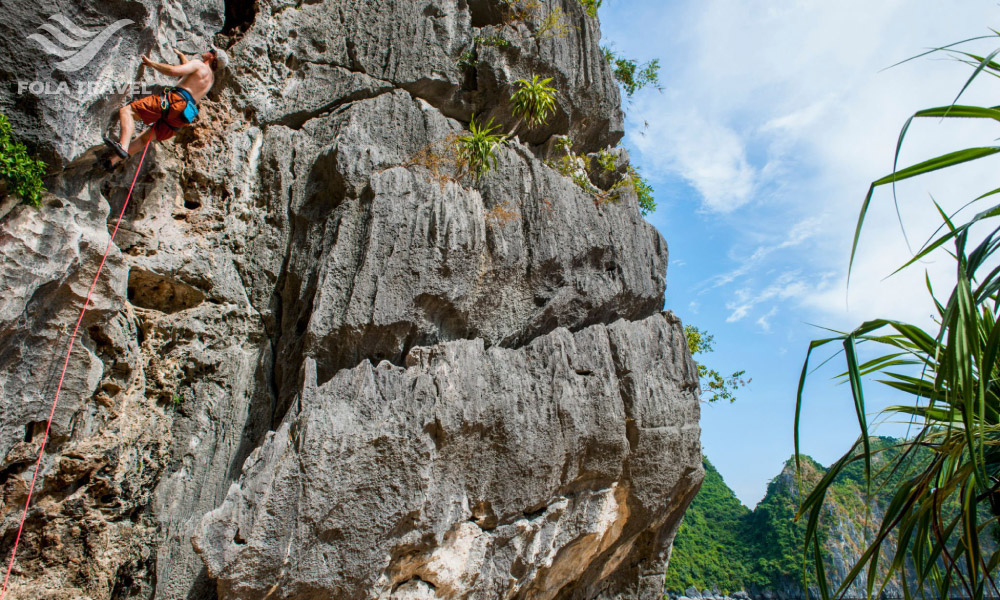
xmin=266 ymin=89 xmax=666 ymax=414
xmin=195 ymin=313 xmax=701 ymax=600
xmin=0 ymin=0 xmax=698 ymax=598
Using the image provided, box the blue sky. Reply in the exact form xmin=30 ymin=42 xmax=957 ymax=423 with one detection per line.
xmin=598 ymin=1 xmax=1000 ymax=506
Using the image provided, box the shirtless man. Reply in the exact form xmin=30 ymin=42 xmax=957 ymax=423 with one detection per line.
xmin=103 ymin=47 xmax=228 ymax=169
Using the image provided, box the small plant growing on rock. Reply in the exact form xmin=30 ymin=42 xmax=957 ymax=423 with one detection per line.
xmin=685 ymin=325 xmax=748 ymax=403
xmin=457 ymin=49 xmax=478 ymax=71
xmin=511 ymin=75 xmax=557 ymax=128
xmin=610 ymin=164 xmax=656 ymax=215
xmin=457 ymin=34 xmax=510 ymax=73
xmin=548 ymin=146 xmax=598 ymax=195
xmin=603 ymin=47 xmax=661 ymax=97
xmin=407 ymin=134 xmax=463 ymax=187
xmin=578 ymin=0 xmax=602 ymax=17
xmin=537 ymin=7 xmax=572 ymax=39
xmin=500 ymin=0 xmax=541 ymax=22
xmin=485 ymin=201 xmax=519 ymax=226
xmin=456 ymin=117 xmax=509 ymax=180
xmin=474 ymin=33 xmax=510 ymax=47
xmin=596 ymin=148 xmax=617 ymax=173
xmin=554 ymin=136 xmax=574 ymax=154
xmin=0 ymin=113 xmax=46 ymax=207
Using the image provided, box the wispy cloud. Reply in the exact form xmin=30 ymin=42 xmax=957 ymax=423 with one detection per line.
xmin=725 ymin=271 xmax=809 ymax=323
xmin=617 ymin=0 xmax=999 ymax=331
xmin=757 ymin=307 xmax=779 ymax=333
xmin=698 ymin=217 xmax=822 ymax=292
xmin=630 ymin=108 xmax=756 ymax=212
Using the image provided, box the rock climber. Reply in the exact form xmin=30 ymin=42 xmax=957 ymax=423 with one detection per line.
xmin=102 ymin=47 xmax=228 ymax=170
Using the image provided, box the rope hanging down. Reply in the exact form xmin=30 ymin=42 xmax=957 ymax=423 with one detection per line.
xmin=1 ymin=133 xmax=154 ymax=600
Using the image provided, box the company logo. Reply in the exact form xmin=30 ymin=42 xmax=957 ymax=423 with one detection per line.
xmin=28 ymin=14 xmax=133 ymax=72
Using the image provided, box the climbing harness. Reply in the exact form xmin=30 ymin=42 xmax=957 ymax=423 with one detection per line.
xmin=0 ymin=133 xmax=154 ymax=600
xmin=159 ymin=86 xmax=199 ymax=131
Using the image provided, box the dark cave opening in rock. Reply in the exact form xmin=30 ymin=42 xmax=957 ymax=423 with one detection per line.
xmin=222 ymin=0 xmax=258 ymax=36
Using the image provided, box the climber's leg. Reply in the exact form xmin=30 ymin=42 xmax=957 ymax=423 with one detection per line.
xmin=106 ymin=95 xmax=161 ymax=165
xmin=119 ymin=104 xmax=136 ymax=151
xmin=125 ymin=128 xmax=155 ymax=157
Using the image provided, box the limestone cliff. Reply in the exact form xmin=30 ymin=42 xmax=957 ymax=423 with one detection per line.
xmin=0 ymin=1 xmax=703 ymax=598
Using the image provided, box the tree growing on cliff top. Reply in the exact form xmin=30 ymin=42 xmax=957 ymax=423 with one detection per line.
xmin=685 ymin=325 xmax=749 ymax=403
xmin=795 ymin=30 xmax=1000 ymax=600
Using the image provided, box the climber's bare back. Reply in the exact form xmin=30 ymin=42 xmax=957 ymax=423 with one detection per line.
xmin=173 ymin=60 xmax=214 ymax=101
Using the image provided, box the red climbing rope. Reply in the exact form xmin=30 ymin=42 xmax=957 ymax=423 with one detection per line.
xmin=0 ymin=133 xmax=154 ymax=600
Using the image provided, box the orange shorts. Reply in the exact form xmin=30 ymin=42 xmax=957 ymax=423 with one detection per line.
xmin=129 ymin=93 xmax=188 ymax=141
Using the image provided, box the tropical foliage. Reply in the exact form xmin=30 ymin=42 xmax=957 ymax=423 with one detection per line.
xmin=795 ymin=31 xmax=1000 ymax=600
xmin=602 ymin=47 xmax=661 ymax=97
xmin=611 ymin=164 xmax=656 ymax=216
xmin=456 ymin=117 xmax=508 ymax=180
xmin=0 ymin=113 xmax=46 ymax=207
xmin=685 ymin=325 xmax=749 ymax=403
xmin=511 ymin=75 xmax=558 ymax=127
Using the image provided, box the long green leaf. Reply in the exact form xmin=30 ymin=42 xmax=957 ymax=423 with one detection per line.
xmin=949 ymin=48 xmax=1000 ymax=109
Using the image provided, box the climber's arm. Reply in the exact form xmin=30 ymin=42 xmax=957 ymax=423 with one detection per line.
xmin=141 ymin=55 xmax=198 ymax=77
xmin=173 ymin=48 xmax=189 ymax=65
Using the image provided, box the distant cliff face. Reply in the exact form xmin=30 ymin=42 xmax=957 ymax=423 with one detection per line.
xmin=0 ymin=1 xmax=703 ymax=599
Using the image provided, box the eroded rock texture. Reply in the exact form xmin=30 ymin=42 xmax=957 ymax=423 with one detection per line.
xmin=0 ymin=0 xmax=703 ymax=598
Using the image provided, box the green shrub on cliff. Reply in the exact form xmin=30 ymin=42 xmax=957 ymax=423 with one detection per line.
xmin=0 ymin=113 xmax=46 ymax=207
xmin=578 ymin=0 xmax=602 ymax=18
xmin=602 ymin=47 xmax=661 ymax=97
xmin=610 ymin=164 xmax=656 ymax=216
xmin=684 ymin=325 xmax=749 ymax=403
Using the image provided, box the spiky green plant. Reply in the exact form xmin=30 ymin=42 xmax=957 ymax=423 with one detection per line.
xmin=456 ymin=117 xmax=508 ymax=180
xmin=0 ymin=113 xmax=46 ymax=207
xmin=796 ymin=31 xmax=1000 ymax=600
xmin=511 ymin=75 xmax=557 ymax=128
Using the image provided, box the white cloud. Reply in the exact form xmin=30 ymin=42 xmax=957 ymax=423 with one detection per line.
xmin=630 ymin=108 xmax=756 ymax=212
xmin=725 ymin=272 xmax=809 ymax=323
xmin=617 ymin=0 xmax=1000 ymax=331
xmin=699 ymin=217 xmax=821 ymax=292
xmin=757 ymin=307 xmax=778 ymax=333
xmin=760 ymin=100 xmax=831 ymax=136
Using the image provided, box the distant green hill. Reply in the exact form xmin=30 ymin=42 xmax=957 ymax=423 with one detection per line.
xmin=664 ymin=456 xmax=750 ymax=594
xmin=666 ymin=439 xmax=999 ymax=598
